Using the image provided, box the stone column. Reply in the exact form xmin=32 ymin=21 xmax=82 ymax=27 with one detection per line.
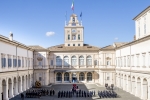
xmin=84 ymin=55 xmax=86 ymax=68
xmin=85 ymin=72 xmax=87 ymax=83
xmin=26 ymin=76 xmax=29 ymax=89
xmin=62 ymin=55 xmax=64 ymax=69
xmin=141 ymin=78 xmax=148 ymax=100
xmin=70 ymin=72 xmax=72 ymax=83
xmin=92 ymin=71 xmax=95 ymax=83
xmin=77 ymin=72 xmax=79 ymax=83
xmin=19 ymin=77 xmax=22 ymax=93
xmin=69 ymin=55 xmax=71 ymax=68
xmin=4 ymin=78 xmax=9 ymax=100
xmin=14 ymin=80 xmax=18 ymax=96
xmin=148 ymin=79 xmax=150 ymax=100
xmin=0 ymin=79 xmax=2 ymax=100
xmin=9 ymin=80 xmax=14 ymax=98
xmin=76 ymin=55 xmax=79 ymax=68
xmin=62 ymin=72 xmax=64 ymax=83
xmin=24 ymin=77 xmax=26 ymax=91
xmin=127 ymin=76 xmax=131 ymax=92
xmin=131 ymin=79 xmax=135 ymax=95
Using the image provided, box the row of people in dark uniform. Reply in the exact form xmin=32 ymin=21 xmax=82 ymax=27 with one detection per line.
xmin=25 ymin=88 xmax=55 ymax=98
xmin=98 ymin=90 xmax=117 ymax=98
xmin=58 ymin=89 xmax=96 ymax=98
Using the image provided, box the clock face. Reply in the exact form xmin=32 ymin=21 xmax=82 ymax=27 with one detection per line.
xmin=72 ymin=29 xmax=76 ymax=33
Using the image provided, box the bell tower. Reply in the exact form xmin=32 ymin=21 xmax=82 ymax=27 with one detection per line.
xmin=64 ymin=14 xmax=84 ymax=47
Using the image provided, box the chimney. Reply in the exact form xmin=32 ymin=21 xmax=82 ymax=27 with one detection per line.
xmin=9 ymin=31 xmax=13 ymax=41
xmin=134 ymin=35 xmax=136 ymax=41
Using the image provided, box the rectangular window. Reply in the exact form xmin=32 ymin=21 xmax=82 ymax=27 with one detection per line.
xmin=8 ymin=58 xmax=12 ymax=67
xmin=28 ymin=59 xmax=30 ymax=67
xmin=39 ymin=77 xmax=42 ymax=81
xmin=132 ymin=55 xmax=134 ymax=66
xmin=73 ymin=44 xmax=75 ymax=46
xmin=18 ymin=59 xmax=21 ymax=67
xmin=78 ymin=44 xmax=80 ymax=46
xmin=106 ymin=61 xmax=109 ymax=65
xmin=68 ymin=44 xmax=70 ymax=46
xmin=4 ymin=58 xmax=6 ymax=67
xmin=144 ymin=24 xmax=146 ymax=34
xmin=1 ymin=58 xmax=4 ymax=67
xmin=124 ymin=57 xmax=126 ymax=67
xmin=143 ymin=55 xmax=145 ymax=66
xmin=94 ymin=60 xmax=97 ymax=65
xmin=22 ymin=58 xmax=24 ymax=67
xmin=26 ymin=60 xmax=27 ymax=67
xmin=127 ymin=56 xmax=130 ymax=67
xmin=51 ymin=60 xmax=53 ymax=66
xmin=107 ymin=77 xmax=109 ymax=80
xmin=137 ymin=55 xmax=139 ymax=66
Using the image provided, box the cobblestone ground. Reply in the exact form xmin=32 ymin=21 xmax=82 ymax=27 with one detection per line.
xmin=10 ymin=84 xmax=141 ymax=100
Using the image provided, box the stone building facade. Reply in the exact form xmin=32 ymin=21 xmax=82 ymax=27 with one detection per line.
xmin=0 ymin=6 xmax=150 ymax=100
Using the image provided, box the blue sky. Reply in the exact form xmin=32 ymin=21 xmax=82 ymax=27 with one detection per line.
xmin=0 ymin=0 xmax=150 ymax=48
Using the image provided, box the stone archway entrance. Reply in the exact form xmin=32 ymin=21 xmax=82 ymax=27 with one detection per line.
xmin=142 ymin=78 xmax=148 ymax=99
xmin=72 ymin=72 xmax=77 ymax=83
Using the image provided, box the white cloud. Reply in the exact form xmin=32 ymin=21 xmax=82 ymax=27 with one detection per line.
xmin=114 ymin=37 xmax=118 ymax=40
xmin=46 ymin=31 xmax=55 ymax=37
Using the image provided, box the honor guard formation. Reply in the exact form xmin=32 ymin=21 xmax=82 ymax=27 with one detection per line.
xmin=25 ymin=88 xmax=55 ymax=98
xmin=57 ymin=84 xmax=118 ymax=99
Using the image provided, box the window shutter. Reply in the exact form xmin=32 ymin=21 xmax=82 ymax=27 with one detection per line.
xmin=4 ymin=58 xmax=6 ymax=67
xmin=1 ymin=58 xmax=3 ymax=67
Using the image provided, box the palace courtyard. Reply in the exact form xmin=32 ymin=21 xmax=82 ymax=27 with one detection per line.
xmin=10 ymin=84 xmax=141 ymax=100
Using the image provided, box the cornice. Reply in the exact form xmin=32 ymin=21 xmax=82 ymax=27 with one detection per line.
xmin=116 ymin=34 xmax=150 ymax=50
xmin=116 ymin=69 xmax=150 ymax=74
xmin=133 ymin=6 xmax=150 ymax=20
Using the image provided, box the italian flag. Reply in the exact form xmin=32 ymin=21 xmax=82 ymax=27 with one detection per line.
xmin=71 ymin=0 xmax=74 ymax=10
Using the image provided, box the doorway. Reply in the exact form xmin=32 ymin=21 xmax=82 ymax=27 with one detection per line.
xmin=72 ymin=72 xmax=77 ymax=83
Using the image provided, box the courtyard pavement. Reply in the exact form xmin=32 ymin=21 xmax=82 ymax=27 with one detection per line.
xmin=10 ymin=84 xmax=141 ymax=100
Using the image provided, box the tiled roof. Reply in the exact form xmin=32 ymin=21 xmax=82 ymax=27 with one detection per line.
xmin=47 ymin=44 xmax=100 ymax=52
xmin=100 ymin=45 xmax=115 ymax=50
xmin=28 ymin=45 xmax=47 ymax=51
xmin=114 ymin=42 xmax=128 ymax=48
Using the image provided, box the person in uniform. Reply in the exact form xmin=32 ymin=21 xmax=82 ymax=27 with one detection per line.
xmin=52 ymin=89 xmax=55 ymax=96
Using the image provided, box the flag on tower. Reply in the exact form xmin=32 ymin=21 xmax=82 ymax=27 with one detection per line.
xmin=80 ymin=12 xmax=82 ymax=17
xmin=71 ymin=0 xmax=74 ymax=10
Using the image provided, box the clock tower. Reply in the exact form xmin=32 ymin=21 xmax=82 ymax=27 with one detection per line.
xmin=64 ymin=14 xmax=84 ymax=47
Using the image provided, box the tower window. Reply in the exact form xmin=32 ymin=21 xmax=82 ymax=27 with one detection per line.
xmin=68 ymin=44 xmax=70 ymax=46
xmin=78 ymin=44 xmax=80 ymax=46
xmin=72 ymin=35 xmax=76 ymax=40
xmin=68 ymin=35 xmax=70 ymax=40
xmin=78 ymin=34 xmax=80 ymax=40
xmin=73 ymin=44 xmax=75 ymax=46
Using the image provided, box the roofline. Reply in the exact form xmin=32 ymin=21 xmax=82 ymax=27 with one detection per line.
xmin=0 ymin=34 xmax=33 ymax=51
xmin=133 ymin=6 xmax=150 ymax=20
xmin=116 ymin=34 xmax=150 ymax=50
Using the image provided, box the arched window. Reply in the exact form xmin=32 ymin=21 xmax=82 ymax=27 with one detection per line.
xmin=79 ymin=72 xmax=85 ymax=81
xmin=56 ymin=56 xmax=62 ymax=67
xmin=78 ymin=34 xmax=80 ymax=40
xmin=87 ymin=72 xmax=92 ymax=81
xmin=68 ymin=35 xmax=70 ymax=40
xmin=64 ymin=72 xmax=69 ymax=81
xmin=79 ymin=56 xmax=84 ymax=66
xmin=56 ymin=73 xmax=62 ymax=81
xmin=64 ymin=56 xmax=69 ymax=67
xmin=87 ymin=56 xmax=92 ymax=66
xmin=71 ymin=56 xmax=76 ymax=66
